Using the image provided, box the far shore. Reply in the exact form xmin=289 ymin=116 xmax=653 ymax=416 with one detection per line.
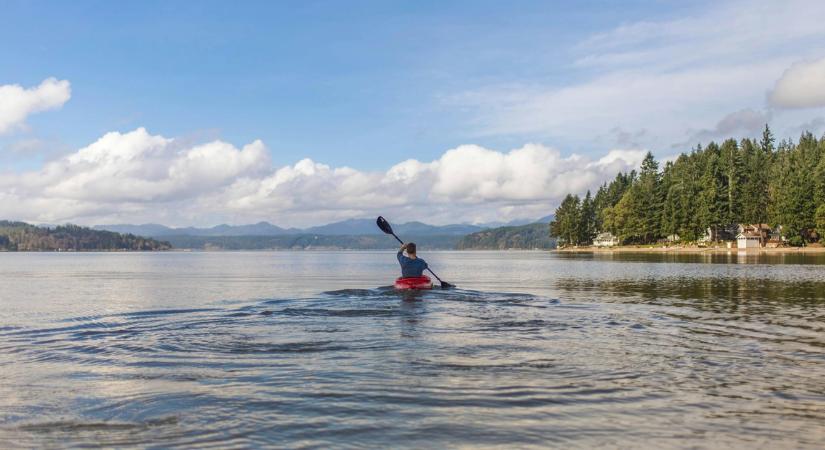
xmin=556 ymin=244 xmax=825 ymax=254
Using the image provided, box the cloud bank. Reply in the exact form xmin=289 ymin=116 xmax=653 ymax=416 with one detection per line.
xmin=0 ymin=78 xmax=71 ymax=134
xmin=0 ymin=128 xmax=645 ymax=227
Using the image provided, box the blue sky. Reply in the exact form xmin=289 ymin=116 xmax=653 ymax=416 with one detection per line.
xmin=2 ymin=0 xmax=691 ymax=167
xmin=2 ymin=0 xmax=825 ymax=226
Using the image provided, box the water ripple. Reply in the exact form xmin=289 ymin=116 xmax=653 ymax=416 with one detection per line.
xmin=2 ymin=279 xmax=824 ymax=448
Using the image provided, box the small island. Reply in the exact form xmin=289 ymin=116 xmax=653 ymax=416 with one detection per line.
xmin=0 ymin=221 xmax=171 ymax=251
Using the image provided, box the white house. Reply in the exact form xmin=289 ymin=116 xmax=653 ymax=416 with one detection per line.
xmin=593 ymin=232 xmax=619 ymax=247
xmin=736 ymin=232 xmax=761 ymax=249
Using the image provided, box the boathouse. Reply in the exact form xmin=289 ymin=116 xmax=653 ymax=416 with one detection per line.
xmin=736 ymin=232 xmax=761 ymax=249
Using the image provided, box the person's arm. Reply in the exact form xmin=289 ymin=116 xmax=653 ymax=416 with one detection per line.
xmin=397 ymin=243 xmax=407 ymax=263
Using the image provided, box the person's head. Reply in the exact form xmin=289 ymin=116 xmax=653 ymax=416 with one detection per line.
xmin=406 ymin=242 xmax=417 ymax=255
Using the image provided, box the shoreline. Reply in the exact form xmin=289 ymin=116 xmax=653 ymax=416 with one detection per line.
xmin=555 ymin=245 xmax=825 ymax=254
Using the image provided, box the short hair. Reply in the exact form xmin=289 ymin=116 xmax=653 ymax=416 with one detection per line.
xmin=406 ymin=242 xmax=417 ymax=254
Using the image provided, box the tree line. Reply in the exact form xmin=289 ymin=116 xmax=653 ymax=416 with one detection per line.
xmin=456 ymin=222 xmax=556 ymax=250
xmin=0 ymin=221 xmax=172 ymax=251
xmin=551 ymin=126 xmax=825 ymax=246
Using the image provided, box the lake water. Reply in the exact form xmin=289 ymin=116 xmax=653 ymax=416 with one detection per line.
xmin=1 ymin=251 xmax=824 ymax=448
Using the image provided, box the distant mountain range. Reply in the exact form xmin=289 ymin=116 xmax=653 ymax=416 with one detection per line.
xmin=95 ymin=221 xmax=296 ymax=237
xmin=162 ymin=234 xmax=465 ymax=251
xmin=475 ymin=214 xmax=555 ymax=228
xmin=94 ymin=215 xmax=554 ymax=238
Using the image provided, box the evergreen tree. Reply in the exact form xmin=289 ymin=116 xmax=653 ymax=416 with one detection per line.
xmin=593 ymin=171 xmax=633 ymax=231
xmin=679 ymin=151 xmax=702 ymax=240
xmin=698 ymin=143 xmax=725 ymax=240
xmin=813 ymin=139 xmax=825 ymax=209
xmin=578 ymin=191 xmax=596 ymax=245
xmin=659 ymin=161 xmax=677 ymax=237
xmin=770 ymin=133 xmax=818 ymax=244
xmin=550 ymin=194 xmax=582 ymax=246
xmin=719 ymin=138 xmax=743 ymax=225
xmin=740 ymin=138 xmax=770 ymax=224
xmin=613 ymin=188 xmax=641 ymax=243
xmin=761 ymin=124 xmax=775 ymax=154
xmin=633 ymin=152 xmax=661 ymax=243
xmin=601 ymin=205 xmax=617 ymax=236
xmin=816 ymin=205 xmax=825 ymax=239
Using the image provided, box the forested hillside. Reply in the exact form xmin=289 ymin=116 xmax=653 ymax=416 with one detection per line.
xmin=164 ymin=234 xmax=462 ymax=250
xmin=456 ymin=223 xmax=556 ymax=250
xmin=551 ymin=126 xmax=825 ymax=246
xmin=0 ymin=221 xmax=171 ymax=251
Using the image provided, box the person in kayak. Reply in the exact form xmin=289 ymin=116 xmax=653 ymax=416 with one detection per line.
xmin=397 ymin=243 xmax=428 ymax=278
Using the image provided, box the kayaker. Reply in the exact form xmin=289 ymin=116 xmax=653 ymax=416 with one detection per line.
xmin=397 ymin=243 xmax=428 ymax=278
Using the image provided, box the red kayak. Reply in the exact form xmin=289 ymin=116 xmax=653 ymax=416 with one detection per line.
xmin=394 ymin=275 xmax=433 ymax=290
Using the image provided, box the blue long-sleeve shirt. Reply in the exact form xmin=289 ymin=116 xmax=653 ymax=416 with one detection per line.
xmin=397 ymin=250 xmax=428 ymax=277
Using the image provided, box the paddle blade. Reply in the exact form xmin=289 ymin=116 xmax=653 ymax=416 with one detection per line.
xmin=439 ymin=281 xmax=455 ymax=289
xmin=376 ymin=216 xmax=394 ymax=235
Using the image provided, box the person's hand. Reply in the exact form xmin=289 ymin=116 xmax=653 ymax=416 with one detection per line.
xmin=400 ymin=243 xmax=408 ymax=250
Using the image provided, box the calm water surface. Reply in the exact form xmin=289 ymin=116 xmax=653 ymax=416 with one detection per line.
xmin=1 ymin=251 xmax=824 ymax=448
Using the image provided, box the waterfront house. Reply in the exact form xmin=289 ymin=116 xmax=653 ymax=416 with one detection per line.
xmin=737 ymin=224 xmax=772 ymax=242
xmin=736 ymin=232 xmax=761 ymax=249
xmin=736 ymin=223 xmax=790 ymax=247
xmin=593 ymin=232 xmax=619 ymax=247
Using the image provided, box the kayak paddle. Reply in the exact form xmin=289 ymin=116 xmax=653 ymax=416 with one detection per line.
xmin=376 ymin=216 xmax=455 ymax=289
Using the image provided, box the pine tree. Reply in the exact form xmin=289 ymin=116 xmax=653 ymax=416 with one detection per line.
xmin=550 ymin=194 xmax=582 ymax=246
xmin=634 ymin=152 xmax=661 ymax=243
xmin=579 ymin=191 xmax=596 ymax=245
xmin=761 ymin=124 xmax=775 ymax=154
xmin=767 ymin=135 xmax=820 ymax=245
xmin=659 ymin=161 xmax=676 ymax=237
xmin=719 ymin=138 xmax=743 ymax=225
xmin=698 ymin=143 xmax=725 ymax=240
xmin=816 ymin=205 xmax=825 ymax=239
xmin=813 ymin=138 xmax=825 ymax=208
xmin=740 ymin=138 xmax=770 ymax=224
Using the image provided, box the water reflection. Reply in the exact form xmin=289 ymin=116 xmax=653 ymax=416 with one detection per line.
xmin=555 ymin=276 xmax=825 ymax=307
xmin=554 ymin=250 xmax=825 ymax=265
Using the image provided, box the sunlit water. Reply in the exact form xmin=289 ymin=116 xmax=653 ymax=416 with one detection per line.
xmin=1 ymin=251 xmax=824 ymax=448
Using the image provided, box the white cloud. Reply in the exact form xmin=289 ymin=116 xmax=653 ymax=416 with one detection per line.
xmin=209 ymin=142 xmax=644 ymax=226
xmin=0 ymin=78 xmax=71 ymax=134
xmin=35 ymin=127 xmax=269 ymax=202
xmin=769 ymin=57 xmax=825 ymax=109
xmin=0 ymin=128 xmax=644 ymax=227
xmin=0 ymin=128 xmax=269 ymax=223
